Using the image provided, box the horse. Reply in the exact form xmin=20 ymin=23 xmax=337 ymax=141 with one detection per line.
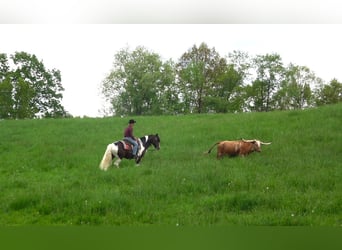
xmin=99 ymin=134 xmax=160 ymax=170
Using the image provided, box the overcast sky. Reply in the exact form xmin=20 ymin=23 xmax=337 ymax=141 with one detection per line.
xmin=1 ymin=1 xmax=342 ymax=117
xmin=1 ymin=0 xmax=342 ymax=24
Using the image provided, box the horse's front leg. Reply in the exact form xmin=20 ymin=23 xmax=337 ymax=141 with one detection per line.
xmin=135 ymin=150 xmax=146 ymax=165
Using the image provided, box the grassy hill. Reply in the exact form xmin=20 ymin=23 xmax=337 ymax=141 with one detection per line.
xmin=0 ymin=104 xmax=341 ymax=226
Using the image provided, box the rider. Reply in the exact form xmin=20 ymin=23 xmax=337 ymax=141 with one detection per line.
xmin=123 ymin=119 xmax=139 ymax=158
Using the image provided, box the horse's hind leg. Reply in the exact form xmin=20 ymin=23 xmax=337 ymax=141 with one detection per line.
xmin=114 ymin=158 xmax=121 ymax=168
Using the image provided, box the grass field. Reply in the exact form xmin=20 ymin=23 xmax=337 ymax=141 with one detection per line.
xmin=0 ymin=104 xmax=341 ymax=226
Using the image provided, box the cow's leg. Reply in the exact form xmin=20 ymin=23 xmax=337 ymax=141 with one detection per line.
xmin=217 ymin=152 xmax=223 ymax=159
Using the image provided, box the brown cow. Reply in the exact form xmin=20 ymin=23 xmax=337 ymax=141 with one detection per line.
xmin=207 ymin=139 xmax=271 ymax=158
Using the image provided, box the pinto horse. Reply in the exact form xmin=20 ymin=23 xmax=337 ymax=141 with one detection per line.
xmin=99 ymin=134 xmax=160 ymax=170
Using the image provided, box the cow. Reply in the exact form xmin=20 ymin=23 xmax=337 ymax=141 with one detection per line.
xmin=206 ymin=139 xmax=271 ymax=159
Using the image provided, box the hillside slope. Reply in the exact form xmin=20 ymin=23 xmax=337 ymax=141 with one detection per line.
xmin=0 ymin=104 xmax=341 ymax=225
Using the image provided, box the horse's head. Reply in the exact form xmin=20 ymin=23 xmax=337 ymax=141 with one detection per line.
xmin=148 ymin=134 xmax=160 ymax=150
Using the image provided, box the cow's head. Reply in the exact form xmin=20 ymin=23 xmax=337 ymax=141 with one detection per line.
xmin=252 ymin=140 xmax=262 ymax=152
xmin=242 ymin=139 xmax=271 ymax=152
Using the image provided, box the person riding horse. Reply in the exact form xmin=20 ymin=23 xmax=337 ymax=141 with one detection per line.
xmin=123 ymin=119 xmax=139 ymax=159
xmin=99 ymin=133 xmax=160 ymax=170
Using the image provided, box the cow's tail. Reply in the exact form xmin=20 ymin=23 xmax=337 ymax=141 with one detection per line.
xmin=206 ymin=142 xmax=220 ymax=154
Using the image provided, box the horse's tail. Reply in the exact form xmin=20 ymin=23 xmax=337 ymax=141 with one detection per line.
xmin=99 ymin=144 xmax=113 ymax=171
xmin=206 ymin=142 xmax=220 ymax=154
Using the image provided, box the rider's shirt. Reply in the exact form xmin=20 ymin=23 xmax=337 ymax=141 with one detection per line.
xmin=124 ymin=126 xmax=134 ymax=139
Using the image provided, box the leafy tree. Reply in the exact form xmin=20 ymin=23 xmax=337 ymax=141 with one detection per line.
xmin=0 ymin=52 xmax=66 ymax=119
xmin=0 ymin=53 xmax=9 ymax=78
xmin=227 ymin=50 xmax=252 ymax=84
xmin=102 ymin=46 xmax=177 ymax=116
xmin=315 ymin=78 xmax=342 ymax=106
xmin=154 ymin=59 xmax=181 ymax=114
xmin=247 ymin=79 xmax=268 ymax=112
xmin=14 ymin=77 xmax=36 ymax=118
xmin=0 ymin=54 xmax=12 ymax=118
xmin=177 ymin=42 xmax=228 ymax=113
xmin=0 ymin=78 xmax=13 ymax=119
xmin=178 ymin=60 xmax=206 ymax=113
xmin=207 ymin=64 xmax=244 ymax=112
xmin=275 ymin=64 xmax=315 ymax=110
xmin=250 ymin=53 xmax=285 ymax=111
xmin=100 ymin=45 xmax=341 ymax=116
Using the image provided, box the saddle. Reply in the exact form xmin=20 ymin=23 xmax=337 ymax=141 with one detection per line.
xmin=121 ymin=139 xmax=137 ymax=151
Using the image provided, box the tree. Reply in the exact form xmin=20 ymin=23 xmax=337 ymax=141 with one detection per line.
xmin=154 ymin=59 xmax=181 ymax=114
xmin=101 ymin=46 xmax=177 ymax=116
xmin=315 ymin=78 xmax=342 ymax=106
xmin=0 ymin=77 xmax=13 ymax=119
xmin=227 ymin=50 xmax=252 ymax=84
xmin=178 ymin=59 xmax=206 ymax=113
xmin=275 ymin=64 xmax=315 ymax=110
xmin=177 ymin=42 xmax=228 ymax=113
xmin=0 ymin=52 xmax=66 ymax=119
xmin=250 ymin=53 xmax=285 ymax=112
xmin=207 ymin=64 xmax=244 ymax=113
xmin=0 ymin=54 xmax=13 ymax=118
xmin=100 ymin=45 xmax=341 ymax=116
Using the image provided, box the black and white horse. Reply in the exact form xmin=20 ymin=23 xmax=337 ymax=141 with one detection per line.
xmin=99 ymin=134 xmax=160 ymax=170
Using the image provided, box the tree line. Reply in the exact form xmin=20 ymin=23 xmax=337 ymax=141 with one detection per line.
xmin=1 ymin=45 xmax=341 ymax=119
xmin=101 ymin=43 xmax=342 ymax=116
xmin=0 ymin=52 xmax=66 ymax=119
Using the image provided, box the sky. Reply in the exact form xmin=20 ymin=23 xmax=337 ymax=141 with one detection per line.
xmin=1 ymin=0 xmax=342 ymax=24
xmin=1 ymin=1 xmax=342 ymax=117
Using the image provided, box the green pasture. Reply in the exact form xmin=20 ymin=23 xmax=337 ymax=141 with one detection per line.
xmin=0 ymin=104 xmax=341 ymax=226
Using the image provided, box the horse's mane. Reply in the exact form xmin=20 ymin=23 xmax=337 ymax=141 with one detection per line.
xmin=139 ymin=135 xmax=148 ymax=144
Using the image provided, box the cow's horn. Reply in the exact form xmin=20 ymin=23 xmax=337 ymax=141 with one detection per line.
xmin=260 ymin=141 xmax=272 ymax=145
xmin=242 ymin=139 xmax=256 ymax=143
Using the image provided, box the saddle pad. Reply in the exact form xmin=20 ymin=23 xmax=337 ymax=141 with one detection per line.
xmin=121 ymin=140 xmax=133 ymax=151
